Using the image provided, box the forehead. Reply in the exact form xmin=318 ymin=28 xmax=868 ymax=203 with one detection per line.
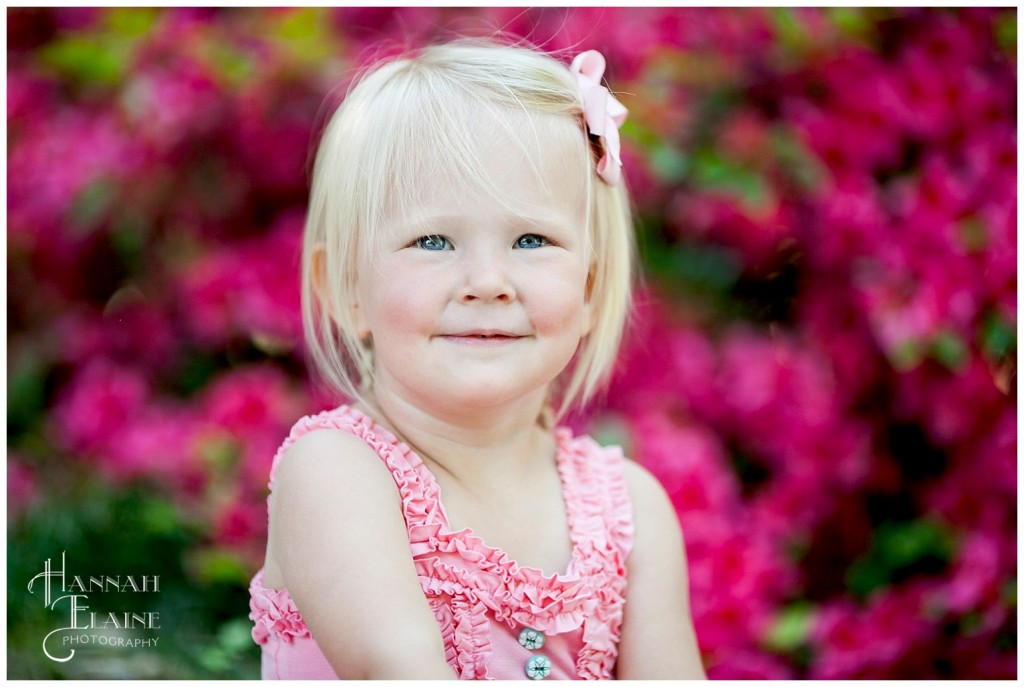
xmin=384 ymin=105 xmax=589 ymax=233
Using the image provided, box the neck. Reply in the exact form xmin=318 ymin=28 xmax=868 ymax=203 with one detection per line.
xmin=357 ymin=386 xmax=554 ymax=490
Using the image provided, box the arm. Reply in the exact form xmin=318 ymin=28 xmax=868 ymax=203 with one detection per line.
xmin=616 ymin=460 xmax=707 ymax=679
xmin=267 ymin=429 xmax=458 ymax=679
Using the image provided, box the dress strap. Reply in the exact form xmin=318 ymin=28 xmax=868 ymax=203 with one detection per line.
xmin=556 ymin=431 xmax=635 ymax=564
xmin=266 ymin=405 xmax=446 ymax=530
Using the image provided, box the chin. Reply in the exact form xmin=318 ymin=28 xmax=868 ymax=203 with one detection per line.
xmin=428 ymin=383 xmax=549 ymax=415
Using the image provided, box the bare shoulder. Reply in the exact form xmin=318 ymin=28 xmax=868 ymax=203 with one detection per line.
xmin=266 ymin=428 xmax=456 ymax=679
xmin=271 ymin=428 xmax=402 ymax=505
xmin=265 ymin=427 xmax=405 ymax=592
xmin=620 ymin=457 xmax=666 ymax=499
xmin=266 ymin=429 xmax=404 ymax=566
xmin=620 ymin=458 xmax=683 ymax=545
xmin=616 ymin=457 xmax=706 ymax=679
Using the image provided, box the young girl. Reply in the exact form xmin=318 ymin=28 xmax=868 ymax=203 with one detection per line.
xmin=249 ymin=40 xmax=706 ymax=680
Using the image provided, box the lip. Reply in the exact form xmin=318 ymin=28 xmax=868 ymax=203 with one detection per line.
xmin=438 ymin=330 xmax=528 ymax=345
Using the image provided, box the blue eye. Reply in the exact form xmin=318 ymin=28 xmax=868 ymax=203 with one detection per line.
xmin=515 ymin=234 xmax=548 ymax=249
xmin=415 ymin=235 xmax=452 ymax=251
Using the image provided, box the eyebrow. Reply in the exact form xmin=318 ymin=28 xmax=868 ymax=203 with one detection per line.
xmin=395 ymin=211 xmax=576 ymax=234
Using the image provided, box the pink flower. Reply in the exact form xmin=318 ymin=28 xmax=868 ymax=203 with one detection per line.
xmin=200 ymin=365 xmax=305 ymax=488
xmin=50 ymin=359 xmax=150 ymax=454
xmin=692 ymin=586 xmax=775 ymax=653
xmin=48 ymin=361 xmax=208 ymax=489
xmin=799 ymin=173 xmax=889 ymax=270
xmin=8 ymin=109 xmax=142 ymax=236
xmin=202 ymin=365 xmax=302 ymax=436
xmin=811 ymin=581 xmax=950 ymax=679
xmin=629 ymin=407 xmax=741 ymax=518
xmin=51 ymin=301 xmax=178 ymax=371
xmin=748 ymin=476 xmax=835 ymax=543
xmin=894 ymin=356 xmax=1008 ymax=447
xmin=924 ymin=409 xmax=1015 ymax=536
xmin=803 ymin=49 xmax=907 ymax=172
xmin=606 ymin=292 xmax=718 ymax=416
xmin=7 ymin=70 xmax=55 ymax=125
xmin=232 ymin=81 xmax=319 ymax=194
xmin=809 ymin=599 xmax=870 ymax=678
xmin=178 ymin=213 xmax=303 ymax=347
xmin=103 ymin=404 xmax=204 ymax=485
xmin=717 ymin=110 xmax=771 ymax=168
xmin=123 ymin=57 xmax=226 ymax=152
xmin=943 ymin=531 xmax=1003 ymax=616
xmin=215 ymin=498 xmax=268 ymax=547
xmin=706 ymin=647 xmax=795 ymax=679
xmin=667 ymin=189 xmax=792 ymax=267
xmin=893 ymin=47 xmax=958 ymax=141
xmin=963 ymin=127 xmax=1017 ymax=208
xmin=948 ymin=632 xmax=1017 ymax=679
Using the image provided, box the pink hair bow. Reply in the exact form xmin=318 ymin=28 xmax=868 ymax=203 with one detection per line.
xmin=571 ymin=50 xmax=628 ymax=185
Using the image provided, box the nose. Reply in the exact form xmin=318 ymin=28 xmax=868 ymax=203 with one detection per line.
xmin=457 ymin=252 xmax=516 ymax=304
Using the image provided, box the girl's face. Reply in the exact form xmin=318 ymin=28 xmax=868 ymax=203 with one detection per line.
xmin=352 ymin=115 xmax=593 ymax=420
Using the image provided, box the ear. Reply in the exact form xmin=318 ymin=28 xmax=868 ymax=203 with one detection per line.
xmin=581 ymin=264 xmax=597 ymax=337
xmin=311 ymin=243 xmax=329 ymax=308
xmin=312 ymin=244 xmax=370 ymax=340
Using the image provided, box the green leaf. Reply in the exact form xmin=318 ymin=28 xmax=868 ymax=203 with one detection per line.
xmin=8 ymin=351 xmax=48 ymax=439
xmin=770 ymin=127 xmax=825 ymax=192
xmin=929 ymin=330 xmax=968 ymax=372
xmin=645 ymin=242 xmax=744 ymax=294
xmin=199 ymin=435 xmax=242 ymax=475
xmin=273 ymin=7 xmax=335 ymax=64
xmin=40 ymin=36 xmax=126 ymax=85
xmin=890 ymin=338 xmax=923 ymax=371
xmin=764 ymin=602 xmax=815 ymax=652
xmin=995 ymin=11 xmax=1016 ymax=54
xmin=202 ymin=41 xmax=255 ymax=88
xmin=883 ymin=520 xmax=951 ymax=568
xmin=771 ymin=8 xmax=811 ymax=55
xmin=106 ymin=7 xmax=160 ymax=37
xmin=845 ymin=518 xmax=954 ymax=599
xmin=1003 ymin=578 xmax=1016 ymax=607
xmin=138 ymin=499 xmax=185 ymax=538
xmin=175 ymin=354 xmax=221 ymax=398
xmin=217 ymin=617 xmax=257 ymax=654
xmin=649 ymin=143 xmax=690 ymax=183
xmin=826 ymin=7 xmax=871 ymax=38
xmin=957 ymin=215 xmax=989 ymax=252
xmin=111 ymin=212 xmax=149 ymax=269
xmin=197 ymin=646 xmax=231 ymax=673
xmin=981 ymin=312 xmax=1016 ymax=359
xmin=68 ymin=178 xmax=116 ymax=234
xmin=691 ymin=148 xmax=767 ymax=209
xmin=188 ymin=548 xmax=250 ymax=587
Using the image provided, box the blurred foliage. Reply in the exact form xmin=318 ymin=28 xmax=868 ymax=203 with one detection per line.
xmin=7 ymin=6 xmax=1016 ymax=679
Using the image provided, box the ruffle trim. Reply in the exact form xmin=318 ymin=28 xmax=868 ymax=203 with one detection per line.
xmin=248 ymin=569 xmax=310 ymax=645
xmin=255 ymin=405 xmax=634 ymax=679
xmin=557 ymin=430 xmax=635 ymax=568
xmin=445 ymin=597 xmax=492 ymax=680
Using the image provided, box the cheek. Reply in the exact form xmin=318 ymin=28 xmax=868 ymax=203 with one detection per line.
xmin=358 ymin=269 xmax=427 ymax=337
xmin=528 ymin=266 xmax=591 ymax=335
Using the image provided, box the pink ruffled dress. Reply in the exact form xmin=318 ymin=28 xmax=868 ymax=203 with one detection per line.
xmin=249 ymin=405 xmax=634 ymax=680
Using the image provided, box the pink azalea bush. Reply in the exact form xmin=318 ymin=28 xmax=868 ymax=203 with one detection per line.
xmin=8 ymin=7 xmax=1015 ymax=678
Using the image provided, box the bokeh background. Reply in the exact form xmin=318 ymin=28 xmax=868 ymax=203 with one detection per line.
xmin=7 ymin=7 xmax=1017 ymax=679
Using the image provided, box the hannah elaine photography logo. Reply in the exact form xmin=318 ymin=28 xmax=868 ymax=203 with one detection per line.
xmin=27 ymin=551 xmax=162 ymax=662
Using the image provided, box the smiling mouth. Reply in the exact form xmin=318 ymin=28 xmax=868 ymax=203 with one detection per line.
xmin=439 ymin=333 xmax=525 ymax=344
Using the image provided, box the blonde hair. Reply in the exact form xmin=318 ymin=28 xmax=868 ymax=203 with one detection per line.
xmin=302 ymin=39 xmax=635 ymax=419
